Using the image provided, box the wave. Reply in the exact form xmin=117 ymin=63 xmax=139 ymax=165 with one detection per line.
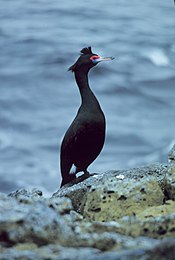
xmin=144 ymin=49 xmax=170 ymax=66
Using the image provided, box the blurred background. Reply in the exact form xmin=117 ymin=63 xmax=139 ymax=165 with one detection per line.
xmin=0 ymin=0 xmax=175 ymax=195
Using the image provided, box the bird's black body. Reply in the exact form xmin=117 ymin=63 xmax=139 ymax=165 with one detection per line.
xmin=60 ymin=47 xmax=113 ymax=187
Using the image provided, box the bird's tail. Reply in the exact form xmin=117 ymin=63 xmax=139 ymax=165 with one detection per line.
xmin=60 ymin=174 xmax=76 ymax=188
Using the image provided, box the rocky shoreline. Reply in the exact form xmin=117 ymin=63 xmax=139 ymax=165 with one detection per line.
xmin=1 ymin=145 xmax=175 ymax=259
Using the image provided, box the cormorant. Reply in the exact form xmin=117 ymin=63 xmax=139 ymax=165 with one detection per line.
xmin=60 ymin=46 xmax=114 ymax=187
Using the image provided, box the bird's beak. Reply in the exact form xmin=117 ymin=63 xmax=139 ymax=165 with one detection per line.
xmin=94 ymin=56 xmax=115 ymax=62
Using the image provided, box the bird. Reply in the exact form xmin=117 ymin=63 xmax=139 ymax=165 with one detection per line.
xmin=60 ymin=46 xmax=114 ymax=187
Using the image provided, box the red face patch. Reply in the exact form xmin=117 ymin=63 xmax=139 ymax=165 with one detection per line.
xmin=90 ymin=55 xmax=100 ymax=61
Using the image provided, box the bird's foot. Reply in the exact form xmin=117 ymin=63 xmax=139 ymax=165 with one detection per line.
xmin=84 ymin=171 xmax=97 ymax=177
xmin=80 ymin=171 xmax=96 ymax=180
xmin=60 ymin=171 xmax=98 ymax=189
xmin=73 ymin=171 xmax=94 ymax=184
xmin=83 ymin=170 xmax=90 ymax=177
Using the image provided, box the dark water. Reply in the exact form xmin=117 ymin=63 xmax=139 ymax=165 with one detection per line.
xmin=0 ymin=0 xmax=175 ymax=195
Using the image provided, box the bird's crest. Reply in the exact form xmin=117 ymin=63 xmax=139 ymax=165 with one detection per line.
xmin=80 ymin=46 xmax=93 ymax=55
xmin=68 ymin=46 xmax=93 ymax=72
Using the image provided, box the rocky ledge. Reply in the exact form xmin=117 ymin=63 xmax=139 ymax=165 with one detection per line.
xmin=1 ymin=145 xmax=175 ymax=259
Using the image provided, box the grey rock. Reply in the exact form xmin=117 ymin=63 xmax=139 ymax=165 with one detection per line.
xmin=1 ymin=145 xmax=175 ymax=259
xmin=0 ymin=192 xmax=73 ymax=247
xmin=0 ymin=244 xmax=100 ymax=260
xmin=82 ymin=238 xmax=175 ymax=260
xmin=168 ymin=144 xmax=175 ymax=163
xmin=53 ymin=163 xmax=167 ymax=221
xmin=164 ymin=145 xmax=175 ymax=200
xmin=53 ymin=162 xmax=175 ymax=239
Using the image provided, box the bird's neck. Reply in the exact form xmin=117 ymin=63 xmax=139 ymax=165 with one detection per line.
xmin=74 ymin=70 xmax=100 ymax=108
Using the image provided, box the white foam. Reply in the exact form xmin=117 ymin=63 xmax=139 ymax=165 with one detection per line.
xmin=146 ymin=49 xmax=169 ymax=66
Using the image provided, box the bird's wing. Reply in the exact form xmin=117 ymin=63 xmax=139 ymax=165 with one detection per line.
xmin=60 ymin=116 xmax=86 ymax=175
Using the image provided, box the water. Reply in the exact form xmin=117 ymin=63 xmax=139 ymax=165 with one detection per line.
xmin=0 ymin=0 xmax=175 ymax=195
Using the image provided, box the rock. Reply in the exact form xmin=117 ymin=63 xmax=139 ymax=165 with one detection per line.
xmin=0 ymin=191 xmax=74 ymax=247
xmin=0 ymin=244 xmax=101 ymax=260
xmin=53 ymin=161 xmax=175 ymax=240
xmin=164 ymin=144 xmax=175 ymax=200
xmin=83 ymin=175 xmax=163 ymax=221
xmin=8 ymin=188 xmax=43 ymax=200
xmin=53 ymin=163 xmax=167 ymax=221
xmin=83 ymin=238 xmax=175 ymax=260
xmin=168 ymin=144 xmax=175 ymax=162
xmin=1 ymin=145 xmax=175 ymax=259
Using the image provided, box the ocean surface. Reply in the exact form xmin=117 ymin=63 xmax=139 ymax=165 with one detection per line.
xmin=0 ymin=0 xmax=175 ymax=195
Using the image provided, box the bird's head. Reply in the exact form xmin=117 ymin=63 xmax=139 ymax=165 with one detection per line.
xmin=68 ymin=46 xmax=114 ymax=73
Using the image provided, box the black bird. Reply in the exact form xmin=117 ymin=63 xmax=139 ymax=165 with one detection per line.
xmin=60 ymin=47 xmax=114 ymax=187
